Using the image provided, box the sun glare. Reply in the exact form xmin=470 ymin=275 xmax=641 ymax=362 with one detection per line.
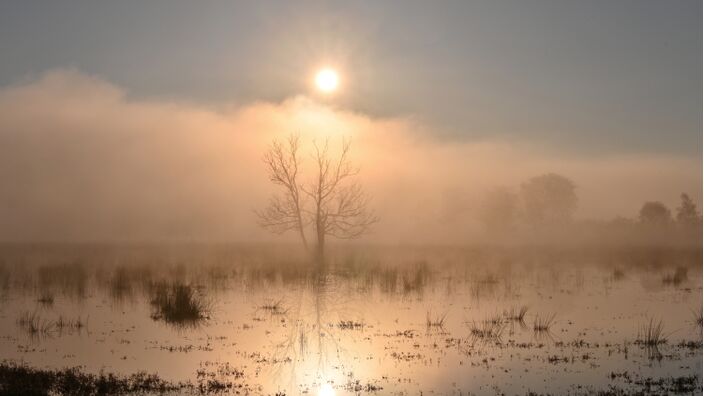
xmin=318 ymin=383 xmax=335 ymax=396
xmin=314 ymin=68 xmax=339 ymax=93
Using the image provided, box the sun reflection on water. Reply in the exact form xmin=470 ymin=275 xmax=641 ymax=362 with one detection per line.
xmin=318 ymin=383 xmax=335 ymax=396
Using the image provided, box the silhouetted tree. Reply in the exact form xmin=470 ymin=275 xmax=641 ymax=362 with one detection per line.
xmin=520 ymin=173 xmax=577 ymax=226
xmin=478 ymin=187 xmax=518 ymax=233
xmin=302 ymin=138 xmax=379 ymax=260
xmin=675 ymin=193 xmax=700 ymax=226
xmin=256 ymin=134 xmax=309 ymax=250
xmin=257 ymin=134 xmax=378 ymax=260
xmin=639 ymin=201 xmax=671 ymax=226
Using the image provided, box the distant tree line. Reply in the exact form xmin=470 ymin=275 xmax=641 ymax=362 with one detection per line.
xmin=479 ymin=173 xmax=701 ymax=236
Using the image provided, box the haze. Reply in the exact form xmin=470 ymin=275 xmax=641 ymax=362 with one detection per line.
xmin=0 ymin=1 xmax=700 ymax=244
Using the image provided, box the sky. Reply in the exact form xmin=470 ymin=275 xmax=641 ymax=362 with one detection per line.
xmin=0 ymin=1 xmax=700 ymax=242
xmin=1 ymin=0 xmax=700 ymax=155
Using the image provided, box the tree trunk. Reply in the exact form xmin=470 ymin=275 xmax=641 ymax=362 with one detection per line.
xmin=297 ymin=212 xmax=309 ymax=252
xmin=315 ymin=219 xmax=325 ymax=264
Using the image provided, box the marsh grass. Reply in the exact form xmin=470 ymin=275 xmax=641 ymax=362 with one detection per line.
xmin=401 ymin=262 xmax=430 ymax=295
xmin=54 ymin=315 xmax=86 ymax=333
xmin=635 ymin=318 xmax=667 ymax=346
xmin=37 ymin=262 xmax=88 ymax=300
xmin=533 ymin=313 xmax=557 ymax=333
xmin=425 ymin=310 xmax=448 ymax=329
xmin=149 ymin=283 xmax=211 ymax=326
xmin=692 ymin=309 xmax=703 ymax=328
xmin=661 ymin=267 xmax=688 ymax=286
xmin=259 ymin=298 xmax=288 ymax=315
xmin=468 ymin=316 xmax=506 ymax=344
xmin=337 ymin=320 xmax=364 ymax=330
xmin=109 ymin=266 xmax=135 ymax=303
xmin=378 ymin=267 xmax=398 ymax=294
xmin=612 ymin=268 xmax=625 ymax=281
xmin=504 ymin=305 xmax=529 ymax=323
xmin=0 ymin=361 xmax=186 ymax=395
xmin=36 ymin=290 xmax=55 ymax=306
xmin=16 ymin=311 xmax=55 ymax=338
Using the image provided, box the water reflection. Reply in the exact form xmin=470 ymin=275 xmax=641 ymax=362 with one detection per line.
xmin=0 ymin=244 xmax=700 ymax=394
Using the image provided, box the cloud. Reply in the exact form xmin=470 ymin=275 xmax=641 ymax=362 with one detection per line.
xmin=0 ymin=69 xmax=700 ymax=243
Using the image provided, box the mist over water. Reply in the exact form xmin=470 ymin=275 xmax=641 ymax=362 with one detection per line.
xmin=0 ymin=1 xmax=701 ymax=394
xmin=0 ymin=243 xmax=701 ymax=394
xmin=0 ymin=70 xmax=700 ymax=244
xmin=0 ymin=70 xmax=700 ymax=395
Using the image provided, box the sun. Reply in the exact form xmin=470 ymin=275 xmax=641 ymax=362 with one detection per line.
xmin=314 ymin=68 xmax=339 ymax=93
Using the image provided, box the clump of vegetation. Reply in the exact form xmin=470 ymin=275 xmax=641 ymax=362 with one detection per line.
xmin=36 ymin=291 xmax=55 ymax=306
xmin=533 ymin=313 xmax=556 ymax=333
xmin=468 ymin=317 xmax=506 ymax=343
xmin=54 ymin=316 xmax=85 ymax=333
xmin=36 ymin=262 xmax=88 ymax=300
xmin=425 ymin=311 xmax=447 ymax=329
xmin=635 ymin=318 xmax=667 ymax=346
xmin=504 ymin=305 xmax=529 ymax=323
xmin=612 ymin=268 xmax=625 ymax=281
xmin=16 ymin=311 xmax=86 ymax=339
xmin=259 ymin=298 xmax=288 ymax=315
xmin=378 ymin=267 xmax=398 ymax=294
xmin=109 ymin=266 xmax=134 ymax=303
xmin=337 ymin=320 xmax=364 ymax=330
xmin=16 ymin=311 xmax=55 ymax=338
xmin=693 ymin=308 xmax=703 ymax=327
xmin=662 ymin=267 xmax=688 ymax=286
xmin=149 ymin=283 xmax=211 ymax=326
xmin=0 ymin=361 xmax=187 ymax=395
xmin=402 ymin=263 xmax=430 ymax=295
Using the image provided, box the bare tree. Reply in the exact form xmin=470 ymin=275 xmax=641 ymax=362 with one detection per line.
xmin=302 ymin=138 xmax=378 ymax=259
xmin=256 ymin=134 xmax=309 ymax=250
xmin=257 ymin=134 xmax=378 ymax=259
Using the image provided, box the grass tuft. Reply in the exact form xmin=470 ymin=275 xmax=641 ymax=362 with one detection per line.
xmin=635 ymin=317 xmax=667 ymax=346
xmin=426 ymin=310 xmax=448 ymax=329
xmin=468 ymin=316 xmax=506 ymax=343
xmin=36 ymin=291 xmax=55 ymax=306
xmin=17 ymin=311 xmax=55 ymax=337
xmin=533 ymin=313 xmax=556 ymax=332
xmin=149 ymin=283 xmax=211 ymax=327
xmin=505 ymin=305 xmax=529 ymax=323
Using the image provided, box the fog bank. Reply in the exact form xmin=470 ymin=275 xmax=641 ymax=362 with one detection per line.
xmin=0 ymin=70 xmax=700 ymax=243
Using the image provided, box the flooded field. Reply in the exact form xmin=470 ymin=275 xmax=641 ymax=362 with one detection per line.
xmin=0 ymin=244 xmax=701 ymax=395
